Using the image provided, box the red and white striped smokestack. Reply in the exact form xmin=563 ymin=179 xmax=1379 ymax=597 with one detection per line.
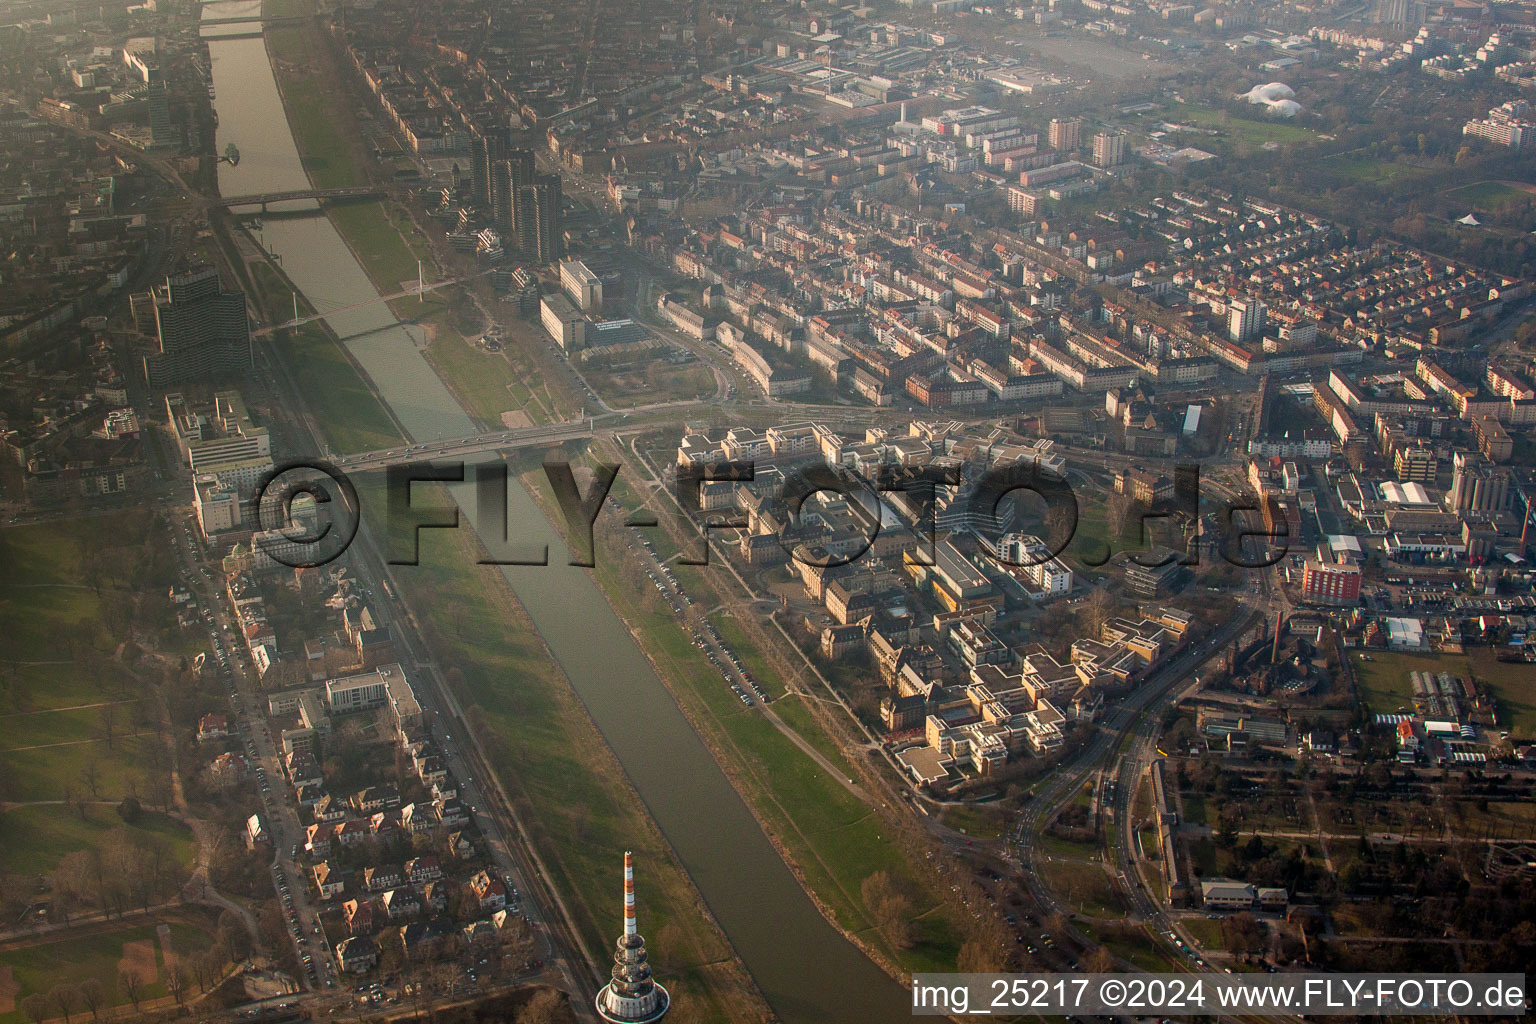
xmin=624 ymin=851 xmax=636 ymax=938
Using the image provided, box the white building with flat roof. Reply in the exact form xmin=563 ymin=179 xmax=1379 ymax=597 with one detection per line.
xmin=560 ymin=259 xmax=603 ymax=313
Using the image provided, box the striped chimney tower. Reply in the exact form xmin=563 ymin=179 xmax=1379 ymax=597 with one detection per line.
xmin=596 ymin=851 xmax=669 ymax=1023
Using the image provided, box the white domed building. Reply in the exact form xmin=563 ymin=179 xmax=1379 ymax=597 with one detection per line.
xmin=1239 ymin=82 xmax=1304 ymax=117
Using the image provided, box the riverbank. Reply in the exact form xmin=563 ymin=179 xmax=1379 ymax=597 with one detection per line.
xmin=520 ymin=445 xmax=970 ymax=980
xmin=244 ymin=2 xmax=935 ymax=1019
xmin=233 ymin=7 xmax=775 ymax=1023
xmin=272 ymin=3 xmax=964 ymax=969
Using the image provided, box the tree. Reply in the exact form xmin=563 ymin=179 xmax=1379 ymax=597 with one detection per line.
xmin=54 ymin=850 xmax=95 ymax=919
xmin=957 ymin=915 xmax=1012 ymax=974
xmin=49 ymin=983 xmax=81 ymax=1023
xmin=219 ymin=909 xmax=251 ymax=963
xmin=499 ymin=914 xmax=537 ymax=966
xmin=80 ymin=760 xmax=101 ymax=800
xmin=166 ymin=963 xmax=188 ymax=1007
xmin=1080 ymin=587 xmax=1119 ymax=637
xmin=1084 ymin=945 xmax=1116 ymax=972
xmin=117 ymin=795 xmax=142 ymax=824
xmin=97 ymin=703 xmax=118 ymax=750
xmin=861 ymin=870 xmax=916 ymax=951
xmin=19 ymin=993 xmax=48 ymax=1024
xmin=118 ymin=969 xmax=144 ymax=1012
xmin=518 ymin=989 xmax=565 ymax=1024
xmin=78 ymin=978 xmax=105 ymax=1020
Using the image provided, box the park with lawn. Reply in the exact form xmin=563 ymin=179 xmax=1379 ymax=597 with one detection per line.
xmin=0 ymin=912 xmax=233 ymax=1024
xmin=0 ymin=515 xmax=202 ymax=926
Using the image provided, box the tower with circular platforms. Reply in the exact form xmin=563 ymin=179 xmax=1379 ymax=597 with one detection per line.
xmin=595 ymin=851 xmax=669 ymax=1024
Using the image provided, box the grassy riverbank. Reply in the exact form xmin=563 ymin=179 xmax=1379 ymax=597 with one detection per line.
xmin=525 ymin=448 xmax=970 ymax=978
xmin=249 ymin=5 xmax=772 ymax=1022
xmin=255 ymin=0 xmax=971 ymax=996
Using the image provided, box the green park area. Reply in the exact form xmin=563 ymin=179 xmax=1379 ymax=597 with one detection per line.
xmin=1038 ymin=858 xmax=1123 ymax=919
xmin=0 ymin=517 xmax=199 ymax=889
xmin=580 ymin=355 xmax=717 ymax=410
xmin=1164 ymin=103 xmax=1317 ymax=151
xmin=0 ymin=917 xmax=221 ymax=1024
xmin=1320 ymin=153 xmax=1436 ymax=187
xmin=1441 ymin=180 xmax=1535 ymax=211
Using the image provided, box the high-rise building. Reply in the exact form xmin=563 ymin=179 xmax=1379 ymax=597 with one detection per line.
xmin=1092 ymin=130 xmax=1126 ymax=167
xmin=493 ymin=148 xmax=535 ymax=235
xmin=145 ymin=67 xmax=174 ymax=149
xmin=595 ymin=852 xmax=669 ymax=1024
xmin=517 ymin=173 xmax=562 ymax=263
xmin=1227 ymin=297 xmax=1267 ymax=344
xmin=560 ymin=258 xmax=602 ymax=312
xmin=141 ymin=268 xmax=252 ymax=388
xmin=469 ymin=128 xmax=507 ymax=209
xmin=471 ymin=129 xmax=536 ymax=233
xmin=1048 ymin=117 xmax=1082 ymax=152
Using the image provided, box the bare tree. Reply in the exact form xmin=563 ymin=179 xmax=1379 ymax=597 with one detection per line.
xmin=499 ymin=915 xmax=536 ymax=966
xmin=518 ymin=989 xmax=565 ymax=1024
xmin=860 ymin=871 xmax=915 ymax=951
xmin=78 ymin=978 xmax=105 ymax=1020
xmin=80 ymin=760 xmax=101 ymax=800
xmin=49 ymin=982 xmax=81 ymax=1024
xmin=1084 ymin=945 xmax=1116 ymax=973
xmin=19 ymin=993 xmax=48 ymax=1024
xmin=166 ymin=963 xmax=188 ymax=1007
xmin=118 ymin=969 xmax=144 ymax=1012
xmin=218 ymin=908 xmax=251 ymax=963
xmin=54 ymin=850 xmax=95 ymax=919
xmin=190 ymin=950 xmax=213 ymax=992
xmin=97 ymin=703 xmax=117 ymax=750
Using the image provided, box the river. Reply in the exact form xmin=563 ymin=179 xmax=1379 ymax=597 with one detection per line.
xmin=201 ymin=9 xmax=913 ymax=1023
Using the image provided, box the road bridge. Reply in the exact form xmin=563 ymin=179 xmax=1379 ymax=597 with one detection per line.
xmin=200 ymin=13 xmax=310 ymax=24
xmin=335 ymin=421 xmax=597 ymax=472
xmin=217 ymin=185 xmax=390 ymax=208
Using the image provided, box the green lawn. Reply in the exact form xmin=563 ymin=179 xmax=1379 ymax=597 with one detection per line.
xmin=1181 ymin=916 xmax=1224 ymax=949
xmin=1038 ymin=858 xmax=1123 ymax=917
xmin=1 ymin=664 xmax=132 ymax=716
xmin=939 ymin=802 xmax=1010 ymax=840
xmin=0 ymin=919 xmax=218 ymax=1024
xmin=0 ymin=519 xmax=177 ymax=816
xmin=0 ymin=804 xmax=195 ymax=878
xmin=769 ymin=694 xmax=858 ymax=778
xmin=1349 ymin=649 xmax=1436 ymax=715
xmin=1038 ymin=833 xmax=1100 ymax=860
xmin=1349 ymin=648 xmax=1536 ymax=733
xmin=1164 ymin=102 xmax=1317 ymax=150
xmin=1188 ymin=837 xmax=1219 ymax=876
xmin=0 ymin=732 xmax=161 ymax=804
xmin=1322 ymin=154 xmax=1436 ymax=186
xmin=1468 ymin=648 xmax=1536 ymax=737
xmin=421 ymin=328 xmax=532 ymax=428
xmin=583 ymin=359 xmax=716 ymax=410
xmin=252 ymin=262 xmax=403 ymax=456
xmin=1441 ymin=180 xmax=1534 ymax=211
